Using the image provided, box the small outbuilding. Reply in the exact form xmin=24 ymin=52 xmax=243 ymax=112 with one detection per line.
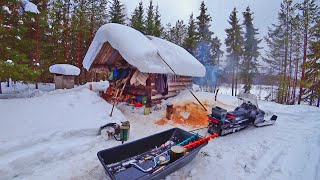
xmin=83 ymin=23 xmax=206 ymax=105
xmin=49 ymin=64 xmax=80 ymax=89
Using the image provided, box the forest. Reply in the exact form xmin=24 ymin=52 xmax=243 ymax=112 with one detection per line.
xmin=0 ymin=0 xmax=319 ymax=107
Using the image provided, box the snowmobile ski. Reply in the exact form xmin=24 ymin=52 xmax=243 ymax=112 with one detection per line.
xmin=254 ymin=115 xmax=277 ymax=127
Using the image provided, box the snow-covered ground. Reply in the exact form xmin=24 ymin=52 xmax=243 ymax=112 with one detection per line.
xmin=0 ymin=87 xmax=319 ymax=180
xmin=0 ymin=82 xmax=55 ymax=99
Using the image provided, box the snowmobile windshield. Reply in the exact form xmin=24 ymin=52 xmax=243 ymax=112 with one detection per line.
xmin=237 ymin=91 xmax=259 ymax=108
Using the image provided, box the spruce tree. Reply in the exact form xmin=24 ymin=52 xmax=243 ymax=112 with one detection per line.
xmin=195 ymin=1 xmax=213 ymax=65
xmin=241 ymin=7 xmax=262 ymax=92
xmin=153 ymin=5 xmax=162 ymax=37
xmin=195 ymin=1 xmax=221 ymax=89
xmin=184 ymin=13 xmax=197 ymax=55
xmin=225 ymin=8 xmax=244 ymax=96
xmin=145 ymin=0 xmax=154 ymax=35
xmin=0 ymin=0 xmax=40 ymax=88
xmin=210 ymin=36 xmax=223 ymax=67
xmin=131 ymin=1 xmax=145 ymax=33
xmin=108 ymin=0 xmax=126 ymax=24
xmin=196 ymin=1 xmax=212 ymax=43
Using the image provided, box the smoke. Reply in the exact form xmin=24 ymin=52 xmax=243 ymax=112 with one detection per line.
xmin=194 ymin=40 xmax=219 ymax=90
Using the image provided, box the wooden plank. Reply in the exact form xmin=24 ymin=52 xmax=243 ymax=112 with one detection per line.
xmin=99 ymin=44 xmax=113 ymax=64
xmin=93 ymin=43 xmax=109 ymax=65
xmin=151 ymin=82 xmax=193 ymax=88
xmin=151 ymin=92 xmax=180 ymax=100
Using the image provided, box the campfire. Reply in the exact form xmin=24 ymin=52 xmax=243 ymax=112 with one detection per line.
xmin=156 ymin=101 xmax=210 ymax=127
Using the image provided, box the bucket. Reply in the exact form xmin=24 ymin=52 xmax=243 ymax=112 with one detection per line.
xmin=166 ymin=104 xmax=174 ymax=120
xmin=144 ymin=107 xmax=151 ymax=115
xmin=170 ymin=146 xmax=185 ymax=162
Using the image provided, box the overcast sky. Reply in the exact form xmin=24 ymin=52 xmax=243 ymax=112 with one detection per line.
xmin=122 ymin=0 xmax=307 ymax=58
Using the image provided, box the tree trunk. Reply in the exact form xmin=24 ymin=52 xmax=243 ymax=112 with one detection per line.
xmin=282 ymin=3 xmax=290 ymax=104
xmin=235 ymin=68 xmax=238 ymax=96
xmin=298 ymin=5 xmax=309 ymax=105
xmin=35 ymin=16 xmax=39 ymax=90
xmin=0 ymin=79 xmax=2 ymax=94
xmin=309 ymin=90 xmax=314 ymax=106
xmin=293 ymin=58 xmax=299 ymax=104
xmin=89 ymin=0 xmax=95 ymax=46
xmin=76 ymin=11 xmax=83 ymax=85
xmin=64 ymin=0 xmax=71 ymax=62
xmin=232 ymin=69 xmax=235 ymax=96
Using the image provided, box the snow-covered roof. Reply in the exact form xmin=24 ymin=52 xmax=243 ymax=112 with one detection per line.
xmin=83 ymin=23 xmax=206 ymax=77
xmin=49 ymin=64 xmax=80 ymax=76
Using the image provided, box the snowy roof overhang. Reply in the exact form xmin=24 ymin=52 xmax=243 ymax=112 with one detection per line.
xmin=83 ymin=23 xmax=206 ymax=77
xmin=49 ymin=64 xmax=80 ymax=76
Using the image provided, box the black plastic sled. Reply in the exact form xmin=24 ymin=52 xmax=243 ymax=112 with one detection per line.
xmin=97 ymin=128 xmax=207 ymax=180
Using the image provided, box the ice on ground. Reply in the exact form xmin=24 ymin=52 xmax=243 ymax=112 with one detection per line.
xmin=49 ymin=64 xmax=80 ymax=76
xmin=83 ymin=23 xmax=205 ymax=77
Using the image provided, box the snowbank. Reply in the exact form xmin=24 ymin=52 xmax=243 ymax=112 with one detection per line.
xmin=0 ymin=88 xmax=125 ymax=143
xmin=49 ymin=64 xmax=80 ymax=76
xmin=83 ymin=80 xmax=109 ymax=91
xmin=83 ymin=23 xmax=205 ymax=77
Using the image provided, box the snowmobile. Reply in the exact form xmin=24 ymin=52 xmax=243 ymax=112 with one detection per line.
xmin=208 ymin=92 xmax=277 ymax=136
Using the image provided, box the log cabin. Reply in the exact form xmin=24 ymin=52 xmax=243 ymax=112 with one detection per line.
xmin=82 ymin=23 xmax=205 ymax=105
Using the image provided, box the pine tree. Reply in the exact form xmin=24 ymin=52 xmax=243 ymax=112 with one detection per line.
xmin=264 ymin=0 xmax=295 ymax=104
xmin=131 ymin=1 xmax=145 ymax=33
xmin=308 ymin=18 xmax=320 ymax=107
xmin=225 ymin=7 xmax=244 ymax=96
xmin=184 ymin=13 xmax=197 ymax=55
xmin=145 ymin=0 xmax=154 ymax=35
xmin=297 ymin=0 xmax=319 ymax=104
xmin=291 ymin=15 xmax=304 ymax=104
xmin=303 ymin=15 xmax=320 ymax=106
xmin=241 ymin=7 xmax=262 ymax=92
xmin=108 ymin=0 xmax=126 ymax=24
xmin=153 ymin=5 xmax=162 ymax=37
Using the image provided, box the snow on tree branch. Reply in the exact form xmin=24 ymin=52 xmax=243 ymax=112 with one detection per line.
xmin=20 ymin=0 xmax=40 ymax=14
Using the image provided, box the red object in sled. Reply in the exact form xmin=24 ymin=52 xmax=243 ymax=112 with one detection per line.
xmin=135 ymin=102 xmax=143 ymax=108
xmin=183 ymin=133 xmax=218 ymax=150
